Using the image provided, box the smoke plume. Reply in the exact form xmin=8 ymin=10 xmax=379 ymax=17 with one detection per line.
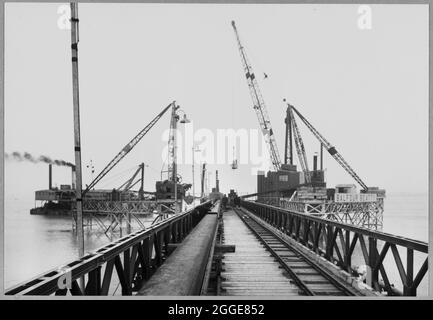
xmin=5 ymin=151 xmax=75 ymax=168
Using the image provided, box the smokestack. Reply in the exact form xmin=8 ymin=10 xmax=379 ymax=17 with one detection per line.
xmin=320 ymin=144 xmax=323 ymax=170
xmin=313 ymin=153 xmax=318 ymax=172
xmin=71 ymin=166 xmax=76 ymax=190
xmin=49 ymin=164 xmax=53 ymax=190
xmin=216 ymin=170 xmax=219 ymax=192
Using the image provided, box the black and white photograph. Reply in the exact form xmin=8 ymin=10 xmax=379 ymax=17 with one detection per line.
xmin=1 ymin=1 xmax=430 ymax=301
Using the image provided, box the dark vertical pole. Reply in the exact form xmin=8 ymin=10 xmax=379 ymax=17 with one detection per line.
xmin=313 ymin=154 xmax=317 ymax=172
xmin=48 ymin=164 xmax=53 ymax=190
xmin=192 ymin=148 xmax=195 ymax=200
xmin=368 ymin=237 xmax=379 ymax=290
xmin=70 ymin=2 xmax=84 ymax=290
xmin=201 ymin=163 xmax=205 ymax=198
xmin=320 ymin=143 xmax=323 ymax=170
xmin=284 ymin=101 xmax=293 ymax=165
xmin=139 ymin=163 xmax=144 ymax=200
xmin=288 ymin=108 xmax=293 ymax=165
xmin=172 ymin=104 xmax=178 ymax=213
xmin=284 ymin=108 xmax=289 ymax=165
xmin=215 ymin=170 xmax=219 ymax=192
xmin=405 ymin=248 xmax=414 ymax=295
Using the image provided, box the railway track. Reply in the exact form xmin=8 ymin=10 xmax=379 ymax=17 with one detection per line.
xmin=223 ymin=208 xmax=356 ymax=296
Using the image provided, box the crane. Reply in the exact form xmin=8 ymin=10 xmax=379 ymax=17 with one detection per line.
xmin=289 ymin=104 xmax=369 ymax=191
xmin=284 ymin=104 xmax=293 ymax=166
xmin=167 ymin=104 xmax=179 ymax=183
xmin=117 ymin=165 xmax=142 ymax=191
xmin=231 ymin=21 xmax=282 ymax=171
xmin=287 ymin=103 xmax=311 ymax=184
xmin=83 ymin=101 xmax=175 ymax=195
xmin=117 ymin=163 xmax=147 ymax=192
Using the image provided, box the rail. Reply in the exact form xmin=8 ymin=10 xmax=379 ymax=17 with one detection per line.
xmin=240 ymin=200 xmax=428 ymax=296
xmin=5 ymin=201 xmax=213 ymax=296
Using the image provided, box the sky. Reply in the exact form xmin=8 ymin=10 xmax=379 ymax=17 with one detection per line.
xmin=3 ymin=3 xmax=429 ymax=202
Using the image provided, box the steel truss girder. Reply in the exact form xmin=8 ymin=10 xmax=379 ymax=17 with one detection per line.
xmin=266 ymin=198 xmax=384 ymax=230
xmin=241 ymin=200 xmax=427 ymax=297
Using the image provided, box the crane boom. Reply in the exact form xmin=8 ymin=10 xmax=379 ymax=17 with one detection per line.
xmin=231 ymin=21 xmax=282 ymax=171
xmin=120 ymin=165 xmax=142 ymax=192
xmin=290 ymin=105 xmax=368 ymax=191
xmin=83 ymin=101 xmax=174 ymax=195
xmin=289 ymin=106 xmax=311 ymax=184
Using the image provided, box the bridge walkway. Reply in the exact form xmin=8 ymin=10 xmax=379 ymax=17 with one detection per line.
xmin=220 ymin=209 xmax=300 ymax=296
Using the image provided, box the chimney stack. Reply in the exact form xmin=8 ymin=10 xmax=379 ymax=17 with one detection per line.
xmin=216 ymin=170 xmax=219 ymax=192
xmin=320 ymin=144 xmax=323 ymax=170
xmin=49 ymin=164 xmax=53 ymax=190
xmin=313 ymin=153 xmax=318 ymax=172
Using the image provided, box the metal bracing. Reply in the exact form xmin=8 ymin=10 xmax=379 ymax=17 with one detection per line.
xmin=82 ymin=200 xmax=157 ymax=215
xmin=5 ymin=201 xmax=213 ymax=296
xmin=78 ymin=200 xmax=157 ymax=234
xmin=231 ymin=21 xmax=282 ymax=171
xmin=257 ymin=197 xmax=384 ymax=230
xmin=241 ymin=200 xmax=428 ymax=296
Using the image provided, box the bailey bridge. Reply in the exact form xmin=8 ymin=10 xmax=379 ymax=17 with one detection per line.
xmin=5 ymin=198 xmax=428 ymax=297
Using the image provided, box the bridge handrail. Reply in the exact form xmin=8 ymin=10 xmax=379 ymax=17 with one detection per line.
xmin=246 ymin=201 xmax=426 ymax=252
xmin=5 ymin=200 xmax=213 ymax=296
xmin=241 ymin=200 xmax=428 ymax=296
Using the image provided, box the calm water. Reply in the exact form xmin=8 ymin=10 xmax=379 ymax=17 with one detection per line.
xmin=4 ymin=193 xmax=429 ymax=295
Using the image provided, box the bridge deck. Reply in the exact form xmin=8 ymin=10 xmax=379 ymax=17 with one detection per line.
xmin=220 ymin=210 xmax=300 ymax=296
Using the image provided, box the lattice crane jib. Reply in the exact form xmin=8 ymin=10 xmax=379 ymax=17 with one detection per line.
xmin=83 ymin=102 xmax=175 ymax=195
xmin=231 ymin=21 xmax=282 ymax=171
xmin=167 ymin=103 xmax=180 ymax=183
xmin=290 ymin=105 xmax=368 ymax=191
xmin=288 ymin=106 xmax=311 ymax=184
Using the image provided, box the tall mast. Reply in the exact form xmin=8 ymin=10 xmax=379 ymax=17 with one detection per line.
xmin=284 ymin=102 xmax=293 ymax=165
xmin=70 ymin=2 xmax=85 ymax=291
xmin=167 ymin=103 xmax=179 ymax=183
